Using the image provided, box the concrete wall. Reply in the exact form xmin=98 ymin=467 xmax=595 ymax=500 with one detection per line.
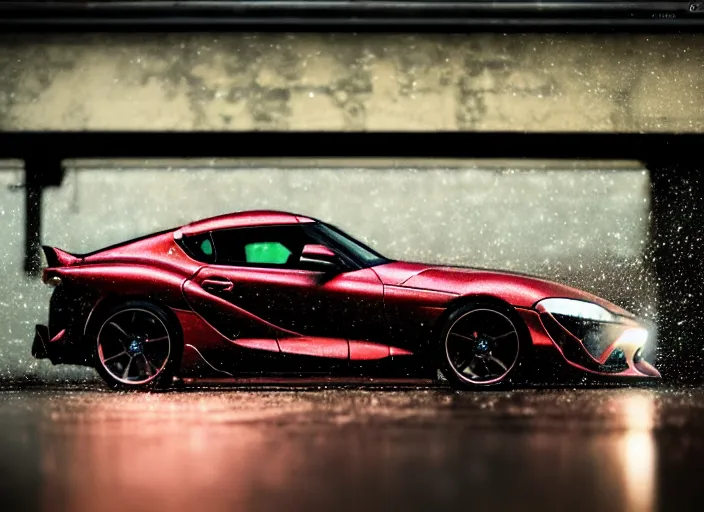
xmin=0 ymin=164 xmax=652 ymax=381
xmin=0 ymin=33 xmax=703 ymax=132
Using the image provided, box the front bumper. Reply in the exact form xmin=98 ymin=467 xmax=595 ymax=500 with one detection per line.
xmin=517 ymin=309 xmax=661 ymax=379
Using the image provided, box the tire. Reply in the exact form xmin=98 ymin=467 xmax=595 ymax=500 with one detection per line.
xmin=437 ymin=301 xmax=529 ymax=390
xmin=92 ymin=300 xmax=181 ymax=391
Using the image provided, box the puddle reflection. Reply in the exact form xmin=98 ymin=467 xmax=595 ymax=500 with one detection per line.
xmin=618 ymin=393 xmax=656 ymax=512
xmin=31 ymin=390 xmax=660 ymax=512
xmin=39 ymin=393 xmax=313 ymax=512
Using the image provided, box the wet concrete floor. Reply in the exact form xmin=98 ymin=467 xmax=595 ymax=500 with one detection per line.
xmin=1 ymin=384 xmax=703 ymax=512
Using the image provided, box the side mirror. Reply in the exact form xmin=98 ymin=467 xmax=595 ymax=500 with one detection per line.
xmin=300 ymin=244 xmax=339 ymax=272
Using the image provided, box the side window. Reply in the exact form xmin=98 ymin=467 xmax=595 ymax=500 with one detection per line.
xmin=243 ymin=241 xmax=291 ymax=264
xmin=179 ymin=233 xmax=216 ymax=263
xmin=210 ymin=225 xmax=312 ymax=268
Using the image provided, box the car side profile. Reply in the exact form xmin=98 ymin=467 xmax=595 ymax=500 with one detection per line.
xmin=33 ymin=210 xmax=661 ymax=390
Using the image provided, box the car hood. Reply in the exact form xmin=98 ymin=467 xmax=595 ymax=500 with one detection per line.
xmin=372 ymin=261 xmax=634 ymax=317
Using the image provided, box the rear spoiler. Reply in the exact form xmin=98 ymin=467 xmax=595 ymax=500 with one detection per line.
xmin=42 ymin=246 xmax=80 ymax=268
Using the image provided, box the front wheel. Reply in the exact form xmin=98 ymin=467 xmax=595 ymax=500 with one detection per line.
xmin=437 ymin=302 xmax=527 ymax=390
xmin=93 ymin=301 xmax=180 ymax=391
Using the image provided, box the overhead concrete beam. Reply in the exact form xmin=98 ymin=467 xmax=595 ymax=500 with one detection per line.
xmin=0 ymin=33 xmax=703 ymax=132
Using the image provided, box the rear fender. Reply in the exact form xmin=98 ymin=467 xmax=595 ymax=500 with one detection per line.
xmin=55 ymin=264 xmax=187 ymax=302
xmin=53 ymin=265 xmax=190 ymax=335
xmin=83 ymin=294 xmax=185 ymax=342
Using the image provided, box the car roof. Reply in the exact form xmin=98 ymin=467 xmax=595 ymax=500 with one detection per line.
xmin=178 ymin=210 xmax=315 ymax=236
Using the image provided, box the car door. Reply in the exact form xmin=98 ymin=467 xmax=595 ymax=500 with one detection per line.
xmin=182 ymin=224 xmax=386 ymax=361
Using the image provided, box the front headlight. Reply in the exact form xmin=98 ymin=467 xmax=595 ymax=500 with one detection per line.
xmin=535 ymin=298 xmax=619 ymax=323
xmin=535 ymin=298 xmax=645 ymax=371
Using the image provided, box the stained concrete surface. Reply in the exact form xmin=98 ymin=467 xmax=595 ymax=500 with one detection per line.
xmin=0 ymin=385 xmax=703 ymax=512
xmin=1 ymin=33 xmax=703 ymax=132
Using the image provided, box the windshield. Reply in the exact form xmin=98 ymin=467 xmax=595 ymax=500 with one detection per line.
xmin=312 ymin=222 xmax=389 ymax=268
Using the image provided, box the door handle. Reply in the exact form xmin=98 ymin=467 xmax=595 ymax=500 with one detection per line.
xmin=201 ymin=277 xmax=234 ymax=292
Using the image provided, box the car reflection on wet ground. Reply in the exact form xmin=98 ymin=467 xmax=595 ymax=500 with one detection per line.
xmin=1 ymin=384 xmax=703 ymax=512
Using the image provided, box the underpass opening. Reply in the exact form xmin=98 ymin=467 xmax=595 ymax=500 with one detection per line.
xmin=1 ymin=157 xmax=663 ymax=383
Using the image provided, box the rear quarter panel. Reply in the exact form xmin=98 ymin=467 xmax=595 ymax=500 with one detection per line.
xmin=55 ymin=264 xmax=190 ymax=307
xmin=45 ymin=235 xmax=201 ymax=357
xmin=50 ymin=232 xmax=201 ymax=317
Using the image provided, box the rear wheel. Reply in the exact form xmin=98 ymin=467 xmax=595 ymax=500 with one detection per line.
xmin=93 ymin=301 xmax=180 ymax=391
xmin=437 ymin=302 xmax=527 ymax=390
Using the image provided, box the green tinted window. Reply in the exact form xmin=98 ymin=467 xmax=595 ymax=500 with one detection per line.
xmin=180 ymin=233 xmax=215 ymax=263
xmin=244 ymin=242 xmax=292 ymax=265
xmin=200 ymin=238 xmax=213 ymax=256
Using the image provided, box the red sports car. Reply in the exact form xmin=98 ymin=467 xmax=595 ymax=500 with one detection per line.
xmin=33 ymin=210 xmax=661 ymax=390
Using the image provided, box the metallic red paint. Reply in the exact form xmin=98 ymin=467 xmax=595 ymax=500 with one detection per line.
xmin=180 ymin=278 xmax=413 ymax=369
xmin=48 ymin=248 xmax=80 ymax=267
xmin=174 ymin=309 xmax=231 ymax=350
xmin=186 ymin=265 xmax=386 ymax=345
xmin=371 ymin=261 xmax=431 ymax=286
xmin=175 ymin=309 xmax=236 ymax=377
xmin=634 ymin=360 xmax=661 ymax=378
xmin=301 ymin=244 xmax=336 ymax=259
xmin=516 ymin=309 xmax=555 ymax=348
xmin=347 ymin=340 xmax=413 ymax=360
xmin=278 ymin=336 xmax=348 ymax=359
xmin=389 ymin=346 xmax=414 ymax=357
xmin=181 ymin=279 xmax=301 ymax=339
xmin=49 ymin=329 xmax=66 ymax=343
xmin=56 ymin=264 xmax=191 ymax=310
xmin=348 ymin=340 xmax=390 ymax=360
xmin=233 ymin=338 xmax=281 ymax=353
xmin=35 ymin=209 xmax=659 ymax=385
xmin=82 ymin=232 xmax=201 ymax=276
xmin=379 ymin=262 xmax=634 ymax=316
xmin=379 ymin=284 xmax=453 ymax=347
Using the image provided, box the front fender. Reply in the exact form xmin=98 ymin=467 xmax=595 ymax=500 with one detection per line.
xmin=402 ymin=268 xmax=631 ymax=315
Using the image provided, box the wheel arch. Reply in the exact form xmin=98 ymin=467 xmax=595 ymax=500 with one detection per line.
xmin=84 ymin=293 xmax=184 ymax=343
xmin=432 ymin=293 xmax=530 ymax=343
